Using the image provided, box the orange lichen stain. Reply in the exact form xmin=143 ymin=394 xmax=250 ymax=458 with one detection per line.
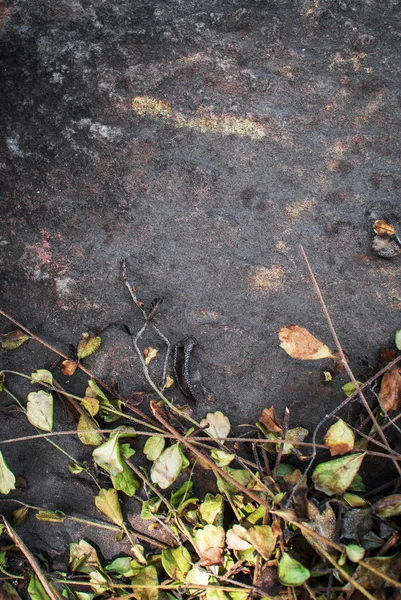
xmin=249 ymin=265 xmax=286 ymax=292
xmin=285 ymin=199 xmax=316 ymax=218
xmin=131 ymin=95 xmax=266 ymax=139
xmin=326 ymin=159 xmax=341 ymax=171
xmin=329 ymin=52 xmax=368 ymax=71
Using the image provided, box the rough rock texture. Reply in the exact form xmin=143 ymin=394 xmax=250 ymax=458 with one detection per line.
xmin=1 ymin=0 xmax=401 ymax=566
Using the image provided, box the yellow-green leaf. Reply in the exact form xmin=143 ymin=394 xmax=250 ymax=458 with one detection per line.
xmin=244 ymin=525 xmax=276 ymax=560
xmin=312 ymin=453 xmax=366 ymax=496
xmin=35 ymin=510 xmax=65 ymax=523
xmin=26 ymin=391 xmax=53 ymax=432
xmin=31 ymin=370 xmax=53 ymax=386
xmin=77 ymin=332 xmax=102 ymax=360
xmin=77 ymin=416 xmax=102 ymax=446
xmin=324 ymin=419 xmax=355 ymax=456
xmin=131 ymin=565 xmax=159 ymax=600
xmin=0 ymin=451 xmax=16 ymax=494
xmin=161 ymin=546 xmax=191 ymax=581
xmin=95 ymin=488 xmax=123 ymax=526
xmin=69 ymin=539 xmax=101 ymax=573
xmin=278 ymin=553 xmax=310 ymax=587
xmin=374 ymin=494 xmax=401 ymax=518
xmin=92 ymin=435 xmax=124 ymax=476
xmin=1 ymin=330 xmax=30 ymax=351
xmin=12 ymin=506 xmax=29 ymax=526
xmin=27 ymin=573 xmax=51 ymax=600
xmin=143 ymin=436 xmax=165 ymax=461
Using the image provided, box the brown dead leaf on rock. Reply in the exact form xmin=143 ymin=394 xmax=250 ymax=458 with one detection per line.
xmin=143 ymin=347 xmax=159 ymax=366
xmin=278 ymin=325 xmax=334 ymax=360
xmin=259 ymin=407 xmax=283 ymax=433
xmin=61 ymin=359 xmax=78 ymax=376
xmin=373 ymin=220 xmax=397 ymax=236
xmin=379 ymin=368 xmax=401 ymax=413
xmin=199 ymin=546 xmax=224 ymax=567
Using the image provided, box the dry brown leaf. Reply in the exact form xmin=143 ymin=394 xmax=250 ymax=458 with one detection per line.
xmin=61 ymin=359 xmax=78 ymax=376
xmin=278 ymin=325 xmax=334 ymax=360
xmin=143 ymin=347 xmax=159 ymax=366
xmin=373 ymin=220 xmax=396 ymax=236
xmin=379 ymin=368 xmax=401 ymax=413
xmin=199 ymin=547 xmax=224 ymax=567
xmin=259 ymin=407 xmax=283 ymax=433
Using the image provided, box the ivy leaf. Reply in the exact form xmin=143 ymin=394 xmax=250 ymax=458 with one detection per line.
xmin=130 ymin=565 xmax=159 ymax=600
xmin=27 ymin=573 xmax=51 ymax=600
xmin=95 ymin=488 xmax=123 ymax=527
xmin=161 ymin=546 xmax=192 ymax=581
xmin=111 ymin=444 xmax=140 ymax=496
xmin=105 ymin=556 xmax=136 ymax=578
xmin=143 ymin=436 xmax=165 ymax=461
xmin=278 ymin=553 xmax=310 ymax=587
xmin=210 ymin=449 xmax=235 ymax=467
xmin=0 ymin=451 xmax=16 ymax=494
xmin=312 ymin=453 xmax=366 ymax=496
xmin=0 ymin=330 xmax=30 ymax=351
xmin=26 ymin=391 xmax=53 ymax=432
xmin=31 ymin=370 xmax=53 ymax=386
xmin=324 ymin=419 xmax=355 ymax=456
xmin=77 ymin=332 xmax=102 ymax=360
xmin=77 ymin=416 xmax=102 ymax=446
xmin=216 ymin=468 xmax=252 ymax=496
xmin=150 ymin=444 xmax=189 ymax=489
xmin=92 ymin=435 xmax=124 ymax=476
xmin=81 ymin=397 xmax=99 ymax=417
xmin=200 ymin=411 xmax=231 ymax=440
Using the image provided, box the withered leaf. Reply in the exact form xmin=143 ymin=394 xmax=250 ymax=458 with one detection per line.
xmin=255 ymin=565 xmax=282 ymax=597
xmin=373 ymin=220 xmax=397 ymax=236
xmin=379 ymin=368 xmax=401 ymax=413
xmin=0 ymin=330 xmax=30 ymax=351
xmin=61 ymin=359 xmax=78 ymax=376
xmin=324 ymin=418 xmax=355 ymax=456
xmin=259 ymin=407 xmax=283 ymax=433
xmin=143 ymin=347 xmax=159 ymax=366
xmin=278 ymin=325 xmax=334 ymax=360
xmin=374 ymin=494 xmax=401 ymax=519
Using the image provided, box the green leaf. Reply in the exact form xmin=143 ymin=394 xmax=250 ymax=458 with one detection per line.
xmin=395 ymin=330 xmax=401 ymax=350
xmin=77 ymin=416 xmax=102 ymax=446
xmin=200 ymin=493 xmax=224 ymax=526
xmin=278 ymin=553 xmax=310 ymax=587
xmin=143 ymin=436 xmax=165 ymax=461
xmin=205 ymin=578 xmax=230 ymax=600
xmin=170 ymin=481 xmax=194 ymax=508
xmin=69 ymin=462 xmax=84 ymax=474
xmin=342 ymin=381 xmax=364 ymax=397
xmin=244 ymin=525 xmax=276 ymax=560
xmin=0 ymin=451 xmax=16 ymax=494
xmin=27 ymin=573 xmax=51 ymax=600
xmin=130 ymin=565 xmax=159 ymax=600
xmin=345 ymin=544 xmax=365 ymax=563
xmin=349 ymin=473 xmax=366 ymax=492
xmin=92 ymin=435 xmax=124 ymax=476
xmin=31 ymin=370 xmax=53 ymax=386
xmin=81 ymin=397 xmax=99 ymax=417
xmin=344 ymin=493 xmax=369 ymax=508
xmin=77 ymin=332 xmax=102 ymax=360
xmin=211 ymin=449 xmax=235 ymax=467
xmin=312 ymin=453 xmax=366 ymax=496
xmin=244 ymin=505 xmax=266 ymax=526
xmin=1 ymin=330 xmax=30 ymax=351
xmin=150 ymin=444 xmax=189 ymax=489
xmin=105 ymin=556 xmax=135 ymax=578
xmin=111 ymin=460 xmax=140 ymax=497
xmin=324 ymin=419 xmax=355 ymax=456
xmin=0 ymin=373 xmax=4 ymax=392
xmin=36 ymin=510 xmax=66 ymax=523
xmin=26 ymin=391 xmax=53 ymax=432
xmin=216 ymin=468 xmax=252 ymax=496
xmin=89 ymin=570 xmax=110 ymax=595
xmin=69 ymin=540 xmax=101 ymax=573
xmin=95 ymin=488 xmax=124 ymax=526
xmin=374 ymin=494 xmax=401 ymax=518
xmin=185 ymin=567 xmax=210 ymax=594
xmin=87 ymin=379 xmax=109 ymax=403
xmin=161 ymin=546 xmax=191 ymax=581
xmin=140 ymin=497 xmax=162 ymax=520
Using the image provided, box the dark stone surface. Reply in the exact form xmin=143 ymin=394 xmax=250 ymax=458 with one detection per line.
xmin=1 ymin=0 xmax=401 ymax=567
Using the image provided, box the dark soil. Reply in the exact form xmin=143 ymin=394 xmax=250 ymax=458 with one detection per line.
xmin=1 ymin=0 xmax=401 ymax=570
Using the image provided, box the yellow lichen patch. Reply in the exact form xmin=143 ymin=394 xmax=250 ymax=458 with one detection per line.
xmin=329 ymin=52 xmax=367 ymax=71
xmin=332 ymin=141 xmax=347 ymax=156
xmin=131 ymin=95 xmax=266 ymax=139
xmin=249 ymin=265 xmax=286 ymax=292
xmin=326 ymin=159 xmax=341 ymax=171
xmin=285 ymin=199 xmax=316 ymax=218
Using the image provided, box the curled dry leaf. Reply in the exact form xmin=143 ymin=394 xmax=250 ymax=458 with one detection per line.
xmin=374 ymin=494 xmax=401 ymax=519
xmin=143 ymin=347 xmax=159 ymax=366
xmin=278 ymin=325 xmax=334 ymax=360
xmin=324 ymin=418 xmax=355 ymax=456
xmin=0 ymin=330 xmax=30 ymax=351
xmin=379 ymin=368 xmax=401 ymax=413
xmin=77 ymin=332 xmax=102 ymax=360
xmin=61 ymin=359 xmax=78 ymax=376
xmin=373 ymin=220 xmax=397 ymax=236
xmin=164 ymin=375 xmax=174 ymax=389
xmin=259 ymin=407 xmax=283 ymax=433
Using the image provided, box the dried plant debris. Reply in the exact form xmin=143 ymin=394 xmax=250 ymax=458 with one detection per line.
xmin=2 ymin=280 xmax=401 ymax=599
xmin=372 ymin=219 xmax=401 ymax=258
